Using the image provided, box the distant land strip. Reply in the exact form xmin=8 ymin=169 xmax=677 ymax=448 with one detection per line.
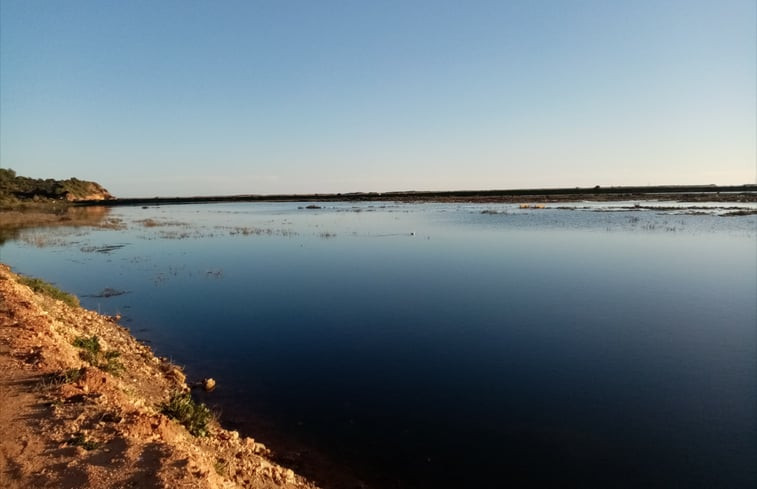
xmin=78 ymin=184 xmax=757 ymax=206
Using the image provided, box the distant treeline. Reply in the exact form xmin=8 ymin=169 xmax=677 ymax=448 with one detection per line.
xmin=0 ymin=168 xmax=113 ymax=205
xmin=82 ymin=183 xmax=757 ymax=206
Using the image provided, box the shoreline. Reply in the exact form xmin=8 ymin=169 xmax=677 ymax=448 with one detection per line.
xmin=0 ymin=264 xmax=326 ymax=489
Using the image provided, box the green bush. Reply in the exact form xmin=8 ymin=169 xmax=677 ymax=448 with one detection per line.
xmin=72 ymin=336 xmax=124 ymax=375
xmin=161 ymin=392 xmax=213 ymax=437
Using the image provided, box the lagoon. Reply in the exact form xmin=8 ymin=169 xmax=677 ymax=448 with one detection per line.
xmin=1 ymin=202 xmax=755 ymax=488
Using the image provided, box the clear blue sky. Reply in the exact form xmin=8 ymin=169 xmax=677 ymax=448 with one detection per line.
xmin=1 ymin=0 xmax=755 ymax=197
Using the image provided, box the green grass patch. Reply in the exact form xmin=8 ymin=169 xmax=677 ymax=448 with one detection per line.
xmin=101 ymin=350 xmax=125 ymax=375
xmin=161 ymin=392 xmax=213 ymax=437
xmin=18 ymin=275 xmax=79 ymax=307
xmin=68 ymin=432 xmax=100 ymax=451
xmin=59 ymin=367 xmax=86 ymax=384
xmin=72 ymin=336 xmax=124 ymax=375
xmin=72 ymin=335 xmax=101 ymax=354
xmin=38 ymin=367 xmax=87 ymax=390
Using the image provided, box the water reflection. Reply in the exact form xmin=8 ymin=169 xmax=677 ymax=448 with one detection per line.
xmin=0 ymin=205 xmax=115 ymax=246
xmin=1 ymin=202 xmax=755 ymax=489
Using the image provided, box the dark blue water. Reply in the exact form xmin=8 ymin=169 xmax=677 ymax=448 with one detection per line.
xmin=2 ymin=202 xmax=755 ymax=488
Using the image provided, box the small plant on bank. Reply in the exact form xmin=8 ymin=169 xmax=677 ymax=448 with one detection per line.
xmin=58 ymin=367 xmax=86 ymax=384
xmin=68 ymin=431 xmax=100 ymax=451
xmin=38 ymin=367 xmax=86 ymax=390
xmin=73 ymin=335 xmax=101 ymax=362
xmin=101 ymin=350 xmax=125 ymax=375
xmin=161 ymin=392 xmax=213 ymax=437
xmin=18 ymin=275 xmax=79 ymax=307
xmin=214 ymin=458 xmax=228 ymax=476
xmin=72 ymin=336 xmax=124 ymax=375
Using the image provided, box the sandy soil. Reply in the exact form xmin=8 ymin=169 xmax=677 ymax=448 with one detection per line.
xmin=0 ymin=263 xmax=320 ymax=489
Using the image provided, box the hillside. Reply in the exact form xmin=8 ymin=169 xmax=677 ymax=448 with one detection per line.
xmin=0 ymin=169 xmax=114 ymax=205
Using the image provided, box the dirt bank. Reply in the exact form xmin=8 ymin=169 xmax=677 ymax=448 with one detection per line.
xmin=0 ymin=264 xmax=320 ymax=489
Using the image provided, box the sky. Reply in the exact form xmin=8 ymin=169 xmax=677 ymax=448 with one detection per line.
xmin=1 ymin=0 xmax=755 ymax=197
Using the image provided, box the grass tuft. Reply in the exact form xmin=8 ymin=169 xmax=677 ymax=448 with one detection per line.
xmin=59 ymin=367 xmax=86 ymax=384
xmin=18 ymin=275 xmax=79 ymax=307
xmin=72 ymin=336 xmax=124 ymax=375
xmin=161 ymin=392 xmax=213 ymax=437
xmin=73 ymin=335 xmax=101 ymax=353
xmin=102 ymin=350 xmax=125 ymax=375
xmin=38 ymin=367 xmax=87 ymax=390
xmin=68 ymin=432 xmax=100 ymax=450
xmin=214 ymin=458 xmax=228 ymax=476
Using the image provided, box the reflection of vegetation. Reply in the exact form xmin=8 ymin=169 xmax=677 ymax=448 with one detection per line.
xmin=723 ymin=209 xmax=757 ymax=216
xmin=80 ymin=244 xmax=127 ymax=254
xmin=0 ymin=169 xmax=117 ymax=245
xmin=138 ymin=218 xmax=161 ymax=227
xmin=135 ymin=218 xmax=190 ymax=228
xmin=0 ymin=205 xmax=115 ymax=246
xmin=161 ymin=392 xmax=213 ymax=437
xmin=18 ymin=275 xmax=80 ymax=307
xmin=88 ymin=288 xmax=129 ymax=298
xmin=223 ymin=226 xmax=298 ymax=237
xmin=0 ymin=226 xmax=22 ymax=246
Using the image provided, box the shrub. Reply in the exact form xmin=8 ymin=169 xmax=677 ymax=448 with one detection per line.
xmin=72 ymin=336 xmax=124 ymax=375
xmin=161 ymin=392 xmax=213 ymax=437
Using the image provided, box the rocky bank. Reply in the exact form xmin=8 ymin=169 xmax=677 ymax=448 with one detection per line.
xmin=0 ymin=264 xmax=320 ymax=489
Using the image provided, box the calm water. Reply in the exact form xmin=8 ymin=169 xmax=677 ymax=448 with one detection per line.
xmin=2 ymin=202 xmax=755 ymax=488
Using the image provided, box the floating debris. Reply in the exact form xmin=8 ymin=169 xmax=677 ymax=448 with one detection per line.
xmin=86 ymin=288 xmax=129 ymax=298
xmin=80 ymin=244 xmax=128 ymax=254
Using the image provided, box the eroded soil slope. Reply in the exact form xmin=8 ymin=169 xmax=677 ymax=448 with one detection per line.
xmin=0 ymin=264 xmax=319 ymax=489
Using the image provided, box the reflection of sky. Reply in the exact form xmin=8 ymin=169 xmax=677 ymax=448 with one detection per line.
xmin=1 ymin=202 xmax=755 ymax=488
